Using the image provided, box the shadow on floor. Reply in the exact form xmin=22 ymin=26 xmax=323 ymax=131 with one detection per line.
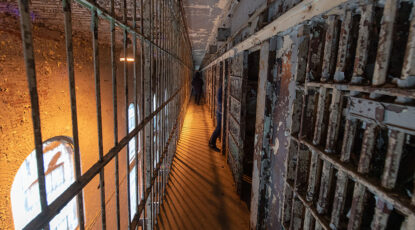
xmin=156 ymin=103 xmax=250 ymax=230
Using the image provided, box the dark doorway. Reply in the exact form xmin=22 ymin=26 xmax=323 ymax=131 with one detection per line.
xmin=241 ymin=50 xmax=260 ymax=207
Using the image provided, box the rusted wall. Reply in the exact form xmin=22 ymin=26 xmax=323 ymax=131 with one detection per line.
xmin=0 ymin=13 xmax=138 ymax=229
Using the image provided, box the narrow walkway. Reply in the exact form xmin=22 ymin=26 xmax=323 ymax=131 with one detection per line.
xmin=156 ymin=103 xmax=250 ymax=230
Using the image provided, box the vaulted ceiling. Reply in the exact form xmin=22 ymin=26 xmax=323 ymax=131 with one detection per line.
xmin=182 ymin=0 xmax=228 ymax=69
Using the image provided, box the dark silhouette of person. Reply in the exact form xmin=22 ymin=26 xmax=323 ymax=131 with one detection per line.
xmin=209 ymin=86 xmax=222 ymax=152
xmin=192 ymin=72 xmax=204 ymax=105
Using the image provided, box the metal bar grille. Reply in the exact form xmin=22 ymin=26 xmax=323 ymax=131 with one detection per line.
xmin=282 ymin=1 xmax=415 ymax=229
xmin=16 ymin=0 xmax=192 ymax=229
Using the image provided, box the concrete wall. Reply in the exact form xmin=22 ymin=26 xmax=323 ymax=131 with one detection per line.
xmin=0 ymin=13 xmax=140 ymax=229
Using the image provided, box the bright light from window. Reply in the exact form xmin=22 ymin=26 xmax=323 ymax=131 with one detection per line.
xmin=120 ymin=57 xmax=135 ymax=62
xmin=128 ymin=104 xmax=136 ymax=163
xmin=11 ymin=138 xmax=79 ymax=230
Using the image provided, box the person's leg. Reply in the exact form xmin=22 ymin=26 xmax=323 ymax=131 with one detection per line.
xmin=209 ymin=113 xmax=222 ymax=151
xmin=196 ymin=93 xmax=201 ymax=105
xmin=194 ymin=91 xmax=198 ymax=104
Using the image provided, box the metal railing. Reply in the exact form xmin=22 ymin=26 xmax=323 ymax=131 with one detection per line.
xmin=16 ymin=0 xmax=192 ymax=229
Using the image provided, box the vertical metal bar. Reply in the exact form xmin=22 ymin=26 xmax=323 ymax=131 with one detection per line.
xmin=133 ymin=0 xmax=140 ymax=223
xmin=17 ymin=1 xmax=49 ymax=229
xmin=330 ymin=118 xmax=357 ymax=229
xmin=347 ymin=122 xmax=377 ymax=230
xmin=321 ymin=15 xmax=340 ymax=82
xmin=399 ymin=2 xmax=415 ymax=88
xmin=306 ymin=150 xmax=322 ymax=202
xmin=373 ymin=0 xmax=398 ymax=86
xmin=150 ymin=0 xmax=155 ymax=225
xmin=282 ymin=185 xmax=293 ymax=225
xmin=143 ymin=0 xmax=153 ymax=226
xmin=316 ymin=161 xmax=334 ymax=214
xmin=122 ymin=0 xmax=132 ymax=228
xmin=306 ymin=24 xmax=325 ymax=82
xmin=325 ymin=89 xmax=343 ymax=153
xmin=303 ymin=209 xmax=315 ymax=230
xmin=62 ymin=0 xmax=85 ymax=228
xmin=290 ymin=196 xmax=304 ymax=230
xmin=140 ymin=0 xmax=146 ymax=226
xmin=109 ymin=0 xmax=120 ymax=228
xmin=351 ymin=1 xmax=374 ymax=84
xmin=312 ymin=87 xmax=327 ymax=145
xmin=91 ymin=5 xmax=106 ymax=229
xmin=371 ymin=130 xmax=405 ymax=229
xmin=334 ymin=10 xmax=353 ymax=83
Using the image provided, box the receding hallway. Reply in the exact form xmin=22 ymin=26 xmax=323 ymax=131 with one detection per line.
xmin=156 ymin=103 xmax=250 ymax=230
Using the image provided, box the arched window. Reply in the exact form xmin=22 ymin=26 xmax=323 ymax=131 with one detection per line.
xmin=11 ymin=137 xmax=80 ymax=230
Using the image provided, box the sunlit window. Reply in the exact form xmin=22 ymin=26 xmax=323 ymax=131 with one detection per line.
xmin=153 ymin=95 xmax=159 ymax=167
xmin=11 ymin=137 xmax=80 ymax=230
xmin=128 ymin=103 xmax=136 ymax=163
xmin=127 ymin=103 xmax=144 ymax=221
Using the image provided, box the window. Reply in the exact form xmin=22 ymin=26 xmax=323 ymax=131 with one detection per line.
xmin=128 ymin=104 xmax=136 ymax=163
xmin=153 ymin=95 xmax=159 ymax=167
xmin=127 ymin=103 xmax=143 ymax=221
xmin=11 ymin=137 xmax=80 ymax=230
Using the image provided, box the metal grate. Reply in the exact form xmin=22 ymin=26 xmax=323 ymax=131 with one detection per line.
xmin=282 ymin=0 xmax=415 ymax=229
xmin=16 ymin=0 xmax=192 ymax=229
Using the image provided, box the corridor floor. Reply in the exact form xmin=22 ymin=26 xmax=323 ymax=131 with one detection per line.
xmin=156 ymin=102 xmax=250 ymax=230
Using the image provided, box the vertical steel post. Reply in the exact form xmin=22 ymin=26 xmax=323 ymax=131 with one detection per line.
xmin=110 ymin=0 xmax=121 ymax=228
xmin=91 ymin=5 xmax=106 ymax=229
xmin=62 ymin=0 xmax=85 ymax=228
xmin=17 ymin=0 xmax=49 ymax=229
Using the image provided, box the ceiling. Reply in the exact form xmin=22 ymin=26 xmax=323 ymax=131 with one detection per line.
xmin=182 ymin=0 xmax=228 ymax=69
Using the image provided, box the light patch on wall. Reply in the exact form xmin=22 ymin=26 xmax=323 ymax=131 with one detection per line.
xmin=272 ymin=138 xmax=279 ymax=156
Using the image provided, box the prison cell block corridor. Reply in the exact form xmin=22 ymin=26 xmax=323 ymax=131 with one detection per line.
xmin=2 ymin=0 xmax=415 ymax=230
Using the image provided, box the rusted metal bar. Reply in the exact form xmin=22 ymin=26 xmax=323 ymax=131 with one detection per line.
xmin=122 ymin=0 xmax=132 ymax=228
xmin=373 ymin=0 xmax=399 ymax=86
xmin=330 ymin=118 xmax=357 ymax=229
xmin=290 ymin=196 xmax=304 ymax=230
xmin=303 ymin=209 xmax=315 ymax=230
xmin=307 ymin=81 xmax=415 ymax=99
xmin=62 ymin=0 xmax=85 ymax=228
xmin=132 ymin=0 xmax=139 ymax=222
xmin=398 ymin=2 xmax=415 ymax=88
xmin=91 ymin=5 xmax=107 ymax=229
xmin=293 ymin=135 xmax=415 ymax=219
xmin=313 ymin=87 xmax=327 ymax=145
xmin=316 ymin=161 xmax=334 ymax=214
xmin=22 ymin=85 xmax=184 ymax=230
xmin=109 ymin=0 xmax=121 ymax=228
xmin=140 ymin=0 xmax=146 ymax=224
xmin=282 ymin=184 xmax=294 ymax=225
xmin=73 ymin=0 xmax=191 ymax=70
xmin=321 ymin=15 xmax=340 ymax=82
xmin=347 ymin=122 xmax=377 ymax=230
xmin=306 ymin=150 xmax=322 ymax=203
xmin=370 ymin=130 xmax=405 ymax=229
xmin=325 ymin=89 xmax=343 ymax=153
xmin=334 ymin=10 xmax=354 ymax=83
xmin=351 ymin=1 xmax=374 ymax=84
xmin=17 ymin=0 xmax=49 ymax=229
xmin=306 ymin=24 xmax=325 ymax=82
xmin=289 ymin=182 xmax=331 ymax=230
xmin=131 ymin=109 xmax=185 ymax=229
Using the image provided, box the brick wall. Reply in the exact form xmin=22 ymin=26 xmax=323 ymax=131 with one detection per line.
xmin=0 ymin=12 xmax=139 ymax=229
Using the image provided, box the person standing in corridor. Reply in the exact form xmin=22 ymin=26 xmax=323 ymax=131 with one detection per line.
xmin=209 ymin=86 xmax=222 ymax=152
xmin=192 ymin=71 xmax=204 ymax=105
